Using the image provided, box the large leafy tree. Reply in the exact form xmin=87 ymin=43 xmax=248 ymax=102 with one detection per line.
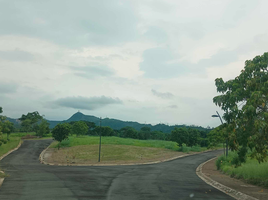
xmin=188 ymin=128 xmax=200 ymax=147
xmin=171 ymin=127 xmax=189 ymax=147
xmin=36 ymin=119 xmax=50 ymax=137
xmin=72 ymin=121 xmax=88 ymax=136
xmin=52 ymin=123 xmax=71 ymax=150
xmin=213 ymin=52 xmax=268 ymax=163
xmin=19 ymin=111 xmax=43 ymax=132
xmin=0 ymin=107 xmax=14 ymax=144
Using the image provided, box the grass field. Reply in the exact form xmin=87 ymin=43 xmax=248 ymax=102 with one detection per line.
xmin=46 ymin=144 xmax=186 ymax=165
xmin=50 ymin=136 xmax=208 ymax=152
xmin=216 ymin=152 xmax=268 ymax=187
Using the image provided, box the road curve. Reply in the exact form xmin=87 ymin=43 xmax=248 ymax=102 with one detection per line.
xmin=0 ymin=139 xmax=233 ymax=200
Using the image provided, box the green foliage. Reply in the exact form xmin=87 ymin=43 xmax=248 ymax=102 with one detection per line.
xmin=94 ymin=126 xmax=115 ymax=136
xmin=208 ymin=125 xmax=226 ymax=148
xmin=171 ymin=127 xmax=189 ymax=147
xmin=50 ymin=135 xmax=207 ymax=153
xmin=19 ymin=111 xmax=43 ymax=132
xmin=0 ymin=134 xmax=20 ymax=158
xmin=216 ymin=152 xmax=268 ymax=187
xmin=213 ymin=52 xmax=268 ymax=163
xmin=119 ymin=126 xmax=138 ymax=139
xmin=36 ymin=119 xmax=50 ymax=137
xmin=188 ymin=128 xmax=200 ymax=147
xmin=0 ymin=107 xmax=14 ymax=144
xmin=72 ymin=121 xmax=88 ymax=136
xmin=52 ymin=123 xmax=71 ymax=149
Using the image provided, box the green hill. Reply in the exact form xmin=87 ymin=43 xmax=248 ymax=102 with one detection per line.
xmin=6 ymin=112 xmax=211 ymax=133
xmin=47 ymin=112 xmax=211 ymax=133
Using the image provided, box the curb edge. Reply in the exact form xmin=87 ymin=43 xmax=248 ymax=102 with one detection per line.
xmin=40 ymin=146 xmax=221 ymax=167
xmin=0 ymin=139 xmax=22 ymax=188
xmin=196 ymin=157 xmax=258 ymax=200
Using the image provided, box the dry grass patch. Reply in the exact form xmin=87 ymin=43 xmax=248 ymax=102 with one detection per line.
xmin=45 ymin=144 xmax=187 ymax=165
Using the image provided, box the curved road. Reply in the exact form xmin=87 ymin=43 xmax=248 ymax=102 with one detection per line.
xmin=0 ymin=140 xmax=233 ymax=200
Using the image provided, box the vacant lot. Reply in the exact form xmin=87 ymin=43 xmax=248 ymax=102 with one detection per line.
xmin=46 ymin=136 xmax=209 ymax=165
xmin=50 ymin=136 xmax=207 ymax=152
xmin=45 ymin=144 xmax=186 ymax=165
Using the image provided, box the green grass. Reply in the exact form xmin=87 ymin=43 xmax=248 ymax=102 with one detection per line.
xmin=50 ymin=136 xmax=208 ymax=152
xmin=216 ymin=152 xmax=268 ymax=187
xmin=0 ymin=134 xmax=20 ymax=158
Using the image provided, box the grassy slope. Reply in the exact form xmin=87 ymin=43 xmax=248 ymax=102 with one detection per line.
xmin=50 ymin=136 xmax=208 ymax=152
xmin=0 ymin=134 xmax=21 ymax=158
xmin=216 ymin=152 xmax=268 ymax=187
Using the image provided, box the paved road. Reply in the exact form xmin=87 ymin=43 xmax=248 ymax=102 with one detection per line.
xmin=0 ymin=140 xmax=233 ymax=200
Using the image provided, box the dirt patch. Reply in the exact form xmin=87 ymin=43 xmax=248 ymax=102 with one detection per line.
xmin=202 ymin=157 xmax=268 ymax=200
xmin=44 ymin=145 xmax=187 ymax=165
xmin=21 ymin=135 xmax=39 ymax=139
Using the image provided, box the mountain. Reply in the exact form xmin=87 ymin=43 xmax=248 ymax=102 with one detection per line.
xmin=6 ymin=112 xmax=211 ymax=133
xmin=47 ymin=112 xmax=211 ymax=133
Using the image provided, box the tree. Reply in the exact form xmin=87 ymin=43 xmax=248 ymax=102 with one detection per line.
xmin=188 ymin=128 xmax=200 ymax=147
xmin=171 ymin=127 xmax=189 ymax=147
xmin=0 ymin=107 xmax=12 ymax=144
xmin=119 ymin=127 xmax=138 ymax=139
xmin=140 ymin=126 xmax=151 ymax=140
xmin=36 ymin=119 xmax=50 ymax=137
xmin=52 ymin=123 xmax=71 ymax=150
xmin=94 ymin=126 xmax=114 ymax=136
xmin=19 ymin=111 xmax=43 ymax=132
xmin=213 ymin=52 xmax=268 ymax=163
xmin=207 ymin=125 xmax=226 ymax=148
xmin=1 ymin=120 xmax=14 ymax=140
xmin=72 ymin=121 xmax=88 ymax=136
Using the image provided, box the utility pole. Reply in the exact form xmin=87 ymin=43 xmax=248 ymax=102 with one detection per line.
xmin=98 ymin=117 xmax=102 ymax=162
xmin=216 ymin=111 xmax=228 ymax=157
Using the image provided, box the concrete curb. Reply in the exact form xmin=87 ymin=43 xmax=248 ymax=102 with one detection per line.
xmin=0 ymin=171 xmax=4 ymax=188
xmin=0 ymin=140 xmax=22 ymax=188
xmin=196 ymin=157 xmax=258 ymax=200
xmin=40 ymin=146 xmax=221 ymax=167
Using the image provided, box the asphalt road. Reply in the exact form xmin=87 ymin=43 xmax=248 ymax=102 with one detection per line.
xmin=0 ymin=139 xmax=233 ymax=200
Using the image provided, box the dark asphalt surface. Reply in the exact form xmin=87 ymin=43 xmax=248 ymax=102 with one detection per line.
xmin=0 ymin=140 xmax=233 ymax=200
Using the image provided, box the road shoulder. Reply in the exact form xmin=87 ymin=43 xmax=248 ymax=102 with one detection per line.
xmin=197 ymin=157 xmax=268 ymax=200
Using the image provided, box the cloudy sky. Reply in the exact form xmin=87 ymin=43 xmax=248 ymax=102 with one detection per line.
xmin=0 ymin=0 xmax=267 ymax=128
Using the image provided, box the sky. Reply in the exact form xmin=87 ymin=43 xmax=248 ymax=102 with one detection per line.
xmin=0 ymin=0 xmax=268 ymax=128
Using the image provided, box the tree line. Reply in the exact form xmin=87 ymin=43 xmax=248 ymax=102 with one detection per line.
xmin=0 ymin=108 xmax=210 ymax=149
xmin=50 ymin=120 xmax=210 ymax=149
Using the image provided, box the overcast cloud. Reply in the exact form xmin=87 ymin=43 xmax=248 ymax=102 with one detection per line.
xmin=0 ymin=0 xmax=268 ymax=127
xmin=53 ymin=96 xmax=122 ymax=110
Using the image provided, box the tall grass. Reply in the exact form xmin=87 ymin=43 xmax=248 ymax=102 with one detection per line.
xmin=50 ymin=136 xmax=207 ymax=152
xmin=216 ymin=152 xmax=268 ymax=187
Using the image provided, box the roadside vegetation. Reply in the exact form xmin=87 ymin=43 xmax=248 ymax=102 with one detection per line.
xmin=211 ymin=52 xmax=268 ymax=188
xmin=216 ymin=152 xmax=268 ymax=188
